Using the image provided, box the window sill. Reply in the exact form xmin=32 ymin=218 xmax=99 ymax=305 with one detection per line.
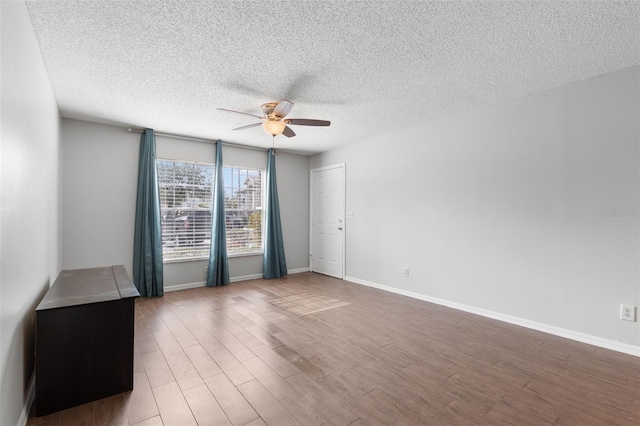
xmin=229 ymin=251 xmax=264 ymax=258
xmin=163 ymin=257 xmax=208 ymax=264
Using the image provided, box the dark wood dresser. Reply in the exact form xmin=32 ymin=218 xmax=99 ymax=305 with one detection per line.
xmin=35 ymin=265 xmax=140 ymax=417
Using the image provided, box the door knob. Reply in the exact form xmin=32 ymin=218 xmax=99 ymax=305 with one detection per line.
xmin=338 ymin=227 xmax=343 ymax=230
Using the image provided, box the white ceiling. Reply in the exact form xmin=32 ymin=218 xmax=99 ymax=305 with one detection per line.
xmin=26 ymin=1 xmax=640 ymax=155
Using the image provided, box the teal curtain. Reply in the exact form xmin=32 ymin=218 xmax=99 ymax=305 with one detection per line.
xmin=133 ymin=129 xmax=164 ymax=297
xmin=207 ymin=141 xmax=230 ymax=286
xmin=263 ymin=148 xmax=287 ymax=279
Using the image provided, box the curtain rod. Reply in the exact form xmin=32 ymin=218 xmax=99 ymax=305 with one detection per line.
xmin=127 ymin=128 xmax=271 ymax=153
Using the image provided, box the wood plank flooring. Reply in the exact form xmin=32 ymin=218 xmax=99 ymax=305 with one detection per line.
xmin=28 ymin=272 xmax=640 ymax=425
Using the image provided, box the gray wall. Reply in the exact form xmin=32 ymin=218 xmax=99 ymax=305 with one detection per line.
xmin=62 ymin=118 xmax=310 ymax=289
xmin=311 ymin=66 xmax=640 ymax=348
xmin=0 ymin=2 xmax=63 ymax=424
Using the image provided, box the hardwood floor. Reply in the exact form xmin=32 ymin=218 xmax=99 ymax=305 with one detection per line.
xmin=28 ymin=272 xmax=640 ymax=425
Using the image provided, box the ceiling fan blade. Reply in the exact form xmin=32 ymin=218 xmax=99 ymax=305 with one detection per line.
xmin=282 ymin=126 xmax=296 ymax=138
xmin=286 ymin=119 xmax=331 ymax=126
xmin=273 ymin=100 xmax=295 ymax=118
xmin=217 ymin=108 xmax=263 ymax=119
xmin=232 ymin=122 xmax=262 ymax=131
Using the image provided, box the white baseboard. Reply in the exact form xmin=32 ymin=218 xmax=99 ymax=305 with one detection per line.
xmin=345 ymin=275 xmax=640 ymax=358
xmin=163 ymin=275 xmax=262 ymax=291
xmin=230 ymin=273 xmax=263 ymax=283
xmin=164 ymin=281 xmax=206 ymax=292
xmin=287 ymin=267 xmax=310 ymax=275
xmin=229 ymin=267 xmax=309 ymax=281
xmin=18 ymin=373 xmax=35 ymax=426
xmin=163 ymin=267 xmax=310 ymax=292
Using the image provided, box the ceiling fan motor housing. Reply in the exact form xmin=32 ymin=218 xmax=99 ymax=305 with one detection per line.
xmin=261 ymin=102 xmax=279 ymax=119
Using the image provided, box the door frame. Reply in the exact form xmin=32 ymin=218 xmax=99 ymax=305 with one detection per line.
xmin=309 ymin=163 xmax=346 ymax=279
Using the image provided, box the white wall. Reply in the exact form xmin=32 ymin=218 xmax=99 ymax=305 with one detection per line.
xmin=0 ymin=2 xmax=62 ymax=424
xmin=62 ymin=120 xmax=139 ymax=274
xmin=62 ymin=119 xmax=310 ymax=289
xmin=311 ymin=66 xmax=640 ymax=350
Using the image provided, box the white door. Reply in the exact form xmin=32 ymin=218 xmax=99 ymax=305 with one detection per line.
xmin=310 ymin=164 xmax=345 ymax=278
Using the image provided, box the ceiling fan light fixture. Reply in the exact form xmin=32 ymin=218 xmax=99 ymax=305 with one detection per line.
xmin=262 ymin=120 xmax=286 ymax=136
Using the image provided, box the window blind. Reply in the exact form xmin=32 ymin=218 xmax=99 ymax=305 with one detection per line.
xmin=156 ymin=160 xmax=264 ymax=261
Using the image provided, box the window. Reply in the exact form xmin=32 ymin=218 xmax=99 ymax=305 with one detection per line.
xmin=223 ymin=167 xmax=264 ymax=255
xmin=158 ymin=160 xmax=213 ymax=261
xmin=157 ymin=159 xmax=264 ymax=262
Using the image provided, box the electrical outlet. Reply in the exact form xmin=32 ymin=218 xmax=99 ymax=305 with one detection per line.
xmin=620 ymin=304 xmax=636 ymax=322
xmin=402 ymin=268 xmax=409 ymax=277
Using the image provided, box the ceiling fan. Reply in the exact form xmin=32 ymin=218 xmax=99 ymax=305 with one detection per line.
xmin=217 ymin=100 xmax=330 ymax=137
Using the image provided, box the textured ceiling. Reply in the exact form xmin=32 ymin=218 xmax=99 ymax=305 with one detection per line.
xmin=26 ymin=1 xmax=640 ymax=154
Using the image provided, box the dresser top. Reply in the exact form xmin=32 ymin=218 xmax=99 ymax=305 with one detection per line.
xmin=36 ymin=265 xmax=140 ymax=311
